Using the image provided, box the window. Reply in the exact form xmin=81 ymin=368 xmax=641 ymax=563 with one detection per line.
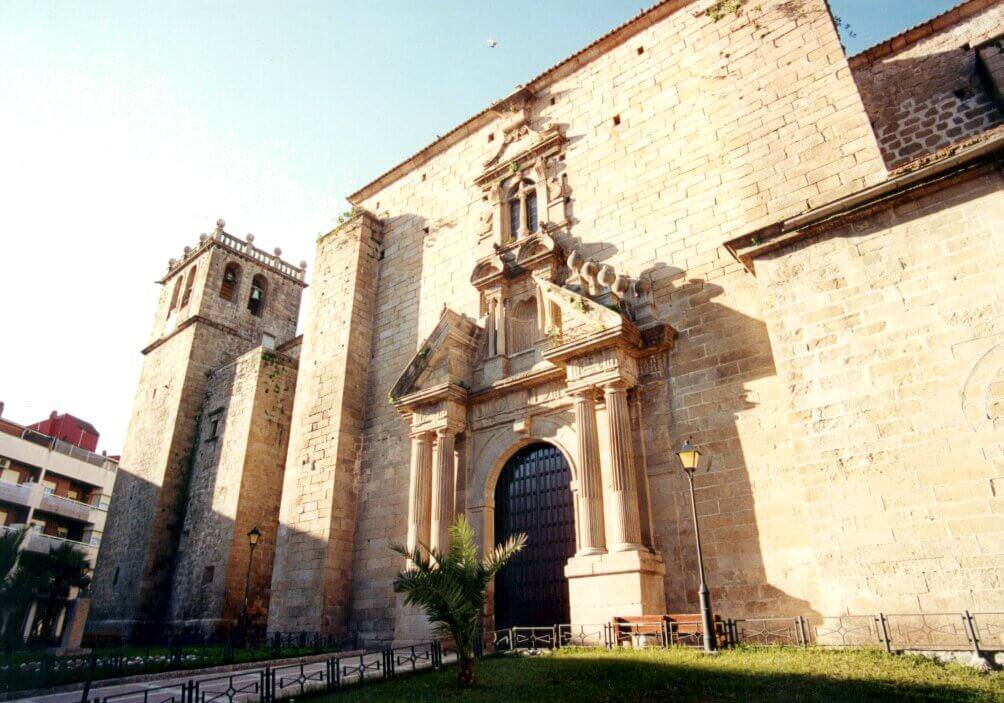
xmin=248 ymin=274 xmax=268 ymax=316
xmin=506 ymin=178 xmax=538 ymax=240
xmin=57 ymin=526 xmax=69 ymax=539
xmin=67 ymin=488 xmax=80 ymax=502
xmin=180 ymin=265 xmax=197 ymax=307
xmin=0 ymin=508 xmax=8 ymax=526
xmin=112 ymin=565 xmax=120 ymax=585
xmin=1 ymin=467 xmax=18 ymax=484
xmin=202 ymin=565 xmax=215 ymax=585
xmin=220 ymin=262 xmax=241 ymax=301
xmin=168 ymin=277 xmax=182 ymax=312
xmin=43 ymin=479 xmax=56 ymax=495
xmin=206 ymin=409 xmax=224 ymax=441
xmin=262 ymin=333 xmax=276 ymax=350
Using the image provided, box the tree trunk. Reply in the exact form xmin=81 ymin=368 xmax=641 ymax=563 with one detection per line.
xmin=457 ymin=656 xmax=475 ymax=686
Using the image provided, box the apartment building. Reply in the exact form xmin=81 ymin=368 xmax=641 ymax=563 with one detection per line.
xmin=0 ymin=411 xmax=116 ymax=641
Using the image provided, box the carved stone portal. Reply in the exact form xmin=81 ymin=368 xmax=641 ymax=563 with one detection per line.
xmin=390 ymin=90 xmax=678 ymax=640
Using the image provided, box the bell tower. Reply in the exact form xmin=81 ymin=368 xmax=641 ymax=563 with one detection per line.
xmin=89 ymin=219 xmax=307 ymax=639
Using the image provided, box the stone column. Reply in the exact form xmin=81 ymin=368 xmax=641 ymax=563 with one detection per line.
xmin=602 ymin=380 xmax=643 ymax=551
xmin=487 ymin=299 xmax=497 ymax=357
xmin=405 ymin=431 xmax=433 ymax=565
xmin=429 ymin=428 xmax=457 ymax=555
xmin=570 ymin=388 xmax=606 ymax=555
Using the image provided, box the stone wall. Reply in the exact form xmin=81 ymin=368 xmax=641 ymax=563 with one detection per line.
xmin=850 ymin=0 xmax=1004 ymax=168
xmin=340 ymin=0 xmax=887 ymax=642
xmin=268 ymin=214 xmax=383 ymax=634
xmin=754 ymin=166 xmax=1004 ymax=613
xmin=169 ymin=347 xmax=297 ymax=635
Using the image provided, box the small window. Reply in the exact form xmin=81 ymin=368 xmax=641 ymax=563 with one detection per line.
xmin=505 ymin=178 xmax=539 ymax=240
xmin=206 ymin=409 xmax=224 ymax=441
xmin=248 ymin=275 xmax=268 ymax=316
xmin=220 ymin=262 xmax=241 ymax=301
xmin=168 ymin=278 xmax=182 ymax=312
xmin=67 ymin=488 xmax=80 ymax=502
xmin=43 ymin=480 xmax=56 ymax=495
xmin=202 ymin=565 xmax=215 ymax=584
xmin=112 ymin=565 xmax=120 ymax=585
xmin=180 ymin=266 xmax=197 ymax=307
xmin=262 ymin=333 xmax=276 ymax=350
xmin=57 ymin=526 xmax=69 ymax=539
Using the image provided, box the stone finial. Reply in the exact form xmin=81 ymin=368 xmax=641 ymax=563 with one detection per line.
xmin=198 ymin=233 xmax=208 ymax=242
xmin=168 ymin=258 xmax=177 ymax=267
xmin=183 ymin=246 xmax=192 ymax=255
xmin=273 ymin=247 xmax=282 ymax=256
xmin=299 ymin=260 xmax=308 ymax=269
xmin=216 ymin=218 xmax=226 ymax=230
xmin=246 ymin=233 xmax=255 ymax=243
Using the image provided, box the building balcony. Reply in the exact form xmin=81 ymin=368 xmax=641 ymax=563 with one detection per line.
xmin=23 ymin=529 xmax=99 ymax=563
xmin=38 ymin=490 xmax=99 ymax=523
xmin=0 ymin=479 xmax=37 ymax=508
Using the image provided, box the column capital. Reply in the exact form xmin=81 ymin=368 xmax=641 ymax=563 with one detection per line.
xmin=600 ymin=378 xmax=632 ymax=393
xmin=409 ymin=430 xmax=434 ymax=441
xmin=567 ymin=385 xmax=598 ymax=401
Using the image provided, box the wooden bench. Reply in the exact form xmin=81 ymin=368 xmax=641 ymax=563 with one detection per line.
xmin=611 ymin=613 xmax=726 ymax=647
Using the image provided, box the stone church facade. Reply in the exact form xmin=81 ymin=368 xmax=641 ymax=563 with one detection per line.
xmin=90 ymin=0 xmax=1004 ymax=644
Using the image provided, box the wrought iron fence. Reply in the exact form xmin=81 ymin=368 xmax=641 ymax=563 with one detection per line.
xmin=723 ymin=611 xmax=1001 ymax=658
xmin=7 ymin=641 xmax=446 ymax=703
xmin=0 ymin=630 xmax=359 ymax=694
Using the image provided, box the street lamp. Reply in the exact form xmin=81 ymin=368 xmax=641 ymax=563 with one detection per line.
xmin=677 ymin=439 xmax=717 ymax=653
xmin=239 ymin=527 xmax=261 ymax=643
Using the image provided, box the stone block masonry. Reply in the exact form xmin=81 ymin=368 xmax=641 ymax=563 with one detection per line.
xmin=343 ymin=0 xmax=886 ymax=641
xmin=169 ymin=347 xmax=298 ymax=635
xmin=89 ymin=227 xmax=304 ymax=638
xmin=754 ymin=167 xmax=1004 ymax=614
xmin=851 ymin=0 xmax=1004 ymax=168
xmin=268 ymin=213 xmax=383 ymax=635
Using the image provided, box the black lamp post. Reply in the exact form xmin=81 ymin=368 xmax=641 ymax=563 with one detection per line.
xmin=677 ymin=439 xmax=717 ymax=653
xmin=239 ymin=527 xmax=261 ymax=642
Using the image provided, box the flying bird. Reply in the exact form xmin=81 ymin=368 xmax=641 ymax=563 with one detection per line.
xmin=487 ymin=38 xmax=498 ymax=48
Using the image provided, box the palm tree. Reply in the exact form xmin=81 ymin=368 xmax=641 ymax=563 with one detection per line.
xmin=0 ymin=526 xmax=27 ymax=585
xmin=19 ymin=543 xmax=90 ymax=643
xmin=392 ymin=515 xmax=525 ymax=686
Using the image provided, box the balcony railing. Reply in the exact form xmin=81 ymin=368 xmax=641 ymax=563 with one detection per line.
xmin=0 ymin=478 xmax=35 ymax=507
xmin=39 ymin=490 xmax=96 ymax=522
xmin=15 ymin=428 xmax=113 ymax=468
xmin=24 ymin=530 xmax=98 ymax=561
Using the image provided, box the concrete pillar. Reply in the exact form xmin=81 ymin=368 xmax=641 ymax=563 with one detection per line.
xmin=602 ymin=381 xmax=643 ymax=551
xmin=429 ymin=428 xmax=457 ymax=555
xmin=570 ymin=388 xmax=606 ymax=555
xmin=405 ymin=432 xmax=433 ymax=565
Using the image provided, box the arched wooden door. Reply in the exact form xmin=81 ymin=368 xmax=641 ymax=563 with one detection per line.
xmin=493 ymin=443 xmax=576 ymax=630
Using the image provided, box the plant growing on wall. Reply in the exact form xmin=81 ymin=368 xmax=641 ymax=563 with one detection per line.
xmin=391 ymin=516 xmax=525 ymax=686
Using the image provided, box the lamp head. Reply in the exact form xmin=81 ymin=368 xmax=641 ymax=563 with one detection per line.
xmin=248 ymin=526 xmax=261 ymax=547
xmin=677 ymin=438 xmax=701 ymax=473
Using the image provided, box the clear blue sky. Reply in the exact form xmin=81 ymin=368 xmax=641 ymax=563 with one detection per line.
xmin=0 ymin=0 xmax=960 ymax=451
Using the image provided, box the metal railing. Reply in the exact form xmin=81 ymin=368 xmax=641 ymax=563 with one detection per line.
xmin=722 ymin=611 xmax=1004 ymax=657
xmin=15 ymin=428 xmax=114 ymax=468
xmin=24 ymin=531 xmax=99 ymax=559
xmin=0 ymin=638 xmax=444 ymax=700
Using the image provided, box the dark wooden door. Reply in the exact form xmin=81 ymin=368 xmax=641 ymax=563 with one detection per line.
xmin=493 ymin=443 xmax=576 ymax=630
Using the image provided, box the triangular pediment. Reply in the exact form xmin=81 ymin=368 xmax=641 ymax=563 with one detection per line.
xmin=390 ymin=308 xmax=483 ymax=404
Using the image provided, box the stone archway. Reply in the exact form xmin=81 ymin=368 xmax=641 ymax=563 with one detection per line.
xmin=492 ymin=442 xmax=576 ymax=629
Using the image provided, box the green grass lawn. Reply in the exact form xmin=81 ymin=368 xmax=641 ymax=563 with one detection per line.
xmin=328 ymin=647 xmax=1003 ymax=702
